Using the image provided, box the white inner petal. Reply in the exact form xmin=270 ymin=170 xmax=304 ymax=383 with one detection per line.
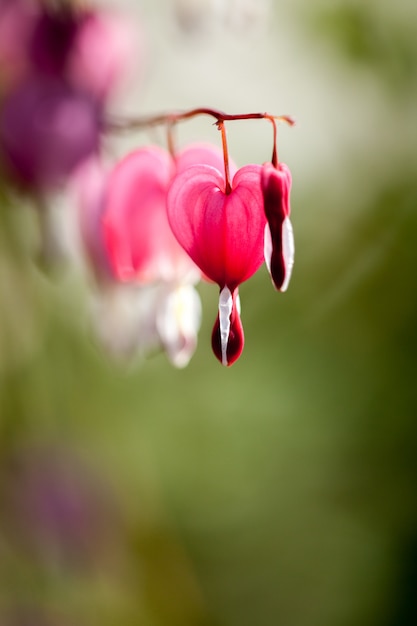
xmin=281 ymin=216 xmax=295 ymax=292
xmin=263 ymin=223 xmax=272 ymax=274
xmin=219 ymin=286 xmax=233 ymax=366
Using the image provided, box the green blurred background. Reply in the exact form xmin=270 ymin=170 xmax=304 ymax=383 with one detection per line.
xmin=1 ymin=0 xmax=417 ymax=624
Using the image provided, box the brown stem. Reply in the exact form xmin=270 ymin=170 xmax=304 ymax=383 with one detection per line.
xmin=166 ymin=120 xmax=176 ymax=160
xmin=218 ymin=121 xmax=232 ymax=194
xmin=267 ymin=116 xmax=278 ymax=167
xmin=105 ymin=108 xmax=295 ymax=134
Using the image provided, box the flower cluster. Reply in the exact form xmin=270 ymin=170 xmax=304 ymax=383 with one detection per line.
xmin=0 ymin=1 xmax=295 ymax=368
xmin=76 ymin=110 xmax=294 ymax=367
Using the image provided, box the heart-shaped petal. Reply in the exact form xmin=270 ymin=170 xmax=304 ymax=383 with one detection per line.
xmin=103 ymin=146 xmax=180 ymax=282
xmin=167 ymin=164 xmax=265 ymax=291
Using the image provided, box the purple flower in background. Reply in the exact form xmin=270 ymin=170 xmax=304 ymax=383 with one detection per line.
xmin=0 ymin=76 xmax=102 ymax=188
xmin=0 ymin=1 xmax=141 ymax=191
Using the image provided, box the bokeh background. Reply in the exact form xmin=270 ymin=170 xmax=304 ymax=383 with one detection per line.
xmin=1 ymin=0 xmax=417 ymax=624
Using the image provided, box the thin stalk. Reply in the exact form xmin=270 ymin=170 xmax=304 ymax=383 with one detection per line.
xmin=166 ymin=120 xmax=177 ymax=160
xmin=218 ymin=121 xmax=232 ymax=194
xmin=268 ymin=116 xmax=278 ymax=167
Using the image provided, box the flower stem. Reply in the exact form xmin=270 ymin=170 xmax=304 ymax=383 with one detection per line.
xmin=218 ymin=121 xmax=232 ymax=194
xmin=166 ymin=120 xmax=176 ymax=160
xmin=268 ymin=116 xmax=278 ymax=167
xmin=105 ymin=108 xmax=295 ymax=133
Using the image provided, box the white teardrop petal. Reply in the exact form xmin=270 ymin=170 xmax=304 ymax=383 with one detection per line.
xmin=263 ymin=223 xmax=273 ymax=274
xmin=281 ymin=216 xmax=294 ymax=292
xmin=218 ymin=286 xmax=233 ymax=366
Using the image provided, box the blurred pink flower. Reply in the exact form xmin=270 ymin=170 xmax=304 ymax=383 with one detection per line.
xmin=68 ymin=11 xmax=142 ymax=100
xmin=75 ymin=142 xmax=230 ymax=367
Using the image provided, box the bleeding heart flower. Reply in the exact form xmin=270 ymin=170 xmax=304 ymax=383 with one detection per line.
xmin=261 ymin=162 xmax=294 ymax=292
xmin=167 ymin=163 xmax=266 ymax=366
xmin=102 ymin=143 xmax=231 ymax=284
xmin=167 ymin=164 xmax=265 ymax=289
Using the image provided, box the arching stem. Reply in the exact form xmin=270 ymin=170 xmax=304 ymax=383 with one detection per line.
xmin=106 ymin=109 xmax=295 ymax=134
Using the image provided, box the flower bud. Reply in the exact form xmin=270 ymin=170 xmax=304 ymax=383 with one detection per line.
xmin=261 ymin=162 xmax=294 ymax=292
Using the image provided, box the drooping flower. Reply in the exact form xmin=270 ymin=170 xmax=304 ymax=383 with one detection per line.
xmin=261 ymin=161 xmax=294 ymax=292
xmin=167 ymin=163 xmax=266 ymax=366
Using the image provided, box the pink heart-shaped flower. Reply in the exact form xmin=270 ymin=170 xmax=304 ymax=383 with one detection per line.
xmin=167 ymin=164 xmax=265 ymax=291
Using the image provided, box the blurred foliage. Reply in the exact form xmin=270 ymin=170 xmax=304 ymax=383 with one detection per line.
xmin=310 ymin=0 xmax=417 ymax=95
xmin=1 ymin=1 xmax=417 ymax=625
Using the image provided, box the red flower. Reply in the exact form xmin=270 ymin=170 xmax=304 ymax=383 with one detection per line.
xmin=261 ymin=162 xmax=294 ymax=292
